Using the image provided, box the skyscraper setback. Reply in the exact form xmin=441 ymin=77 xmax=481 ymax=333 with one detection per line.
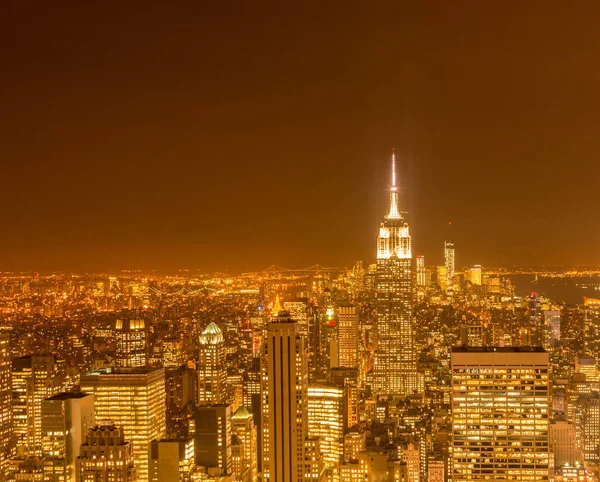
xmin=374 ymin=150 xmax=416 ymax=396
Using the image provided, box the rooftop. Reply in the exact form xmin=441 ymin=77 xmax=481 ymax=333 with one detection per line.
xmin=46 ymin=392 xmax=91 ymax=401
xmin=452 ymin=346 xmax=547 ymax=353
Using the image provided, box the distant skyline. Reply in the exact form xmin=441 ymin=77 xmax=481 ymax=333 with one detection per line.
xmin=2 ymin=2 xmax=600 ymax=271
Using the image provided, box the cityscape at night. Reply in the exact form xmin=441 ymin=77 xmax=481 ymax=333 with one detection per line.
xmin=2 ymin=3 xmax=600 ymax=482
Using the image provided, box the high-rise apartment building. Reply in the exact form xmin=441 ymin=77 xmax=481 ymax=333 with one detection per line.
xmin=76 ymin=425 xmax=136 ymax=482
xmin=198 ymin=323 xmax=227 ymax=405
xmin=231 ymin=407 xmax=257 ymax=482
xmin=307 ymin=385 xmax=344 ymax=476
xmin=41 ymin=392 xmax=95 ymax=482
xmin=261 ymin=311 xmax=312 ymax=482
xmin=444 ymin=240 xmax=455 ymax=287
xmin=0 ymin=333 xmax=11 ymax=481
xmin=80 ymin=367 xmax=166 ymax=482
xmin=12 ymin=355 xmax=60 ymax=456
xmin=337 ymin=306 xmax=358 ymax=369
xmin=450 ymin=347 xmax=550 ymax=481
xmin=114 ymin=318 xmax=147 ymax=368
xmin=195 ymin=404 xmax=232 ymax=476
xmin=374 ymin=150 xmax=416 ymax=397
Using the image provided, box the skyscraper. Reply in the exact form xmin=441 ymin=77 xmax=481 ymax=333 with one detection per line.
xmin=41 ymin=392 xmax=95 ymax=482
xmin=149 ymin=438 xmax=195 ymax=482
xmin=231 ymin=406 xmax=257 ymax=482
xmin=415 ymin=255 xmax=426 ymax=287
xmin=307 ymin=385 xmax=344 ymax=477
xmin=198 ymin=322 xmax=227 ymax=405
xmin=337 ymin=306 xmax=358 ymax=369
xmin=374 ymin=150 xmax=416 ymax=396
xmin=114 ymin=318 xmax=147 ymax=368
xmin=0 ymin=333 xmax=11 ymax=481
xmin=261 ymin=311 xmax=312 ymax=482
xmin=80 ymin=367 xmax=166 ymax=482
xmin=195 ymin=404 xmax=232 ymax=476
xmin=444 ymin=240 xmax=455 ymax=288
xmin=12 ymin=355 xmax=60 ymax=456
xmin=450 ymin=347 xmax=550 ymax=481
xmin=76 ymin=425 xmax=136 ymax=482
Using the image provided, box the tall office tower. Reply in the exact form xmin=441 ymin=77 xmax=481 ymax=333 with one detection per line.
xmin=114 ymin=318 xmax=147 ymax=368
xmin=467 ymin=265 xmax=482 ymax=285
xmin=374 ymin=150 xmax=416 ymax=396
xmin=400 ymin=443 xmax=419 ymax=482
xmin=459 ymin=324 xmax=485 ymax=347
xmin=80 ymin=367 xmax=166 ymax=482
xmin=231 ymin=407 xmax=257 ymax=482
xmin=450 ymin=347 xmax=550 ymax=481
xmin=149 ymin=438 xmax=195 ymax=482
xmin=76 ymin=425 xmax=136 ymax=482
xmin=198 ymin=323 xmax=227 ymax=405
xmin=577 ymin=393 xmax=600 ymax=463
xmin=307 ymin=385 xmax=343 ymax=476
xmin=195 ymin=404 xmax=232 ymax=476
xmin=549 ymin=420 xmax=580 ymax=468
xmin=543 ymin=310 xmax=561 ymax=344
xmin=576 ymin=355 xmax=598 ymax=381
xmin=337 ymin=306 xmax=359 ymax=368
xmin=583 ymin=297 xmax=600 ymax=359
xmin=0 ymin=334 xmax=11 ymax=481
xmin=444 ymin=240 xmax=455 ymax=287
xmin=12 ymin=355 xmax=60 ymax=456
xmin=261 ymin=311 xmax=310 ymax=482
xmin=41 ymin=392 xmax=95 ymax=482
xmin=415 ymin=255 xmax=426 ymax=287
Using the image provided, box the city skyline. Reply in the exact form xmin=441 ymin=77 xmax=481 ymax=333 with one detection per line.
xmin=2 ymin=3 xmax=600 ymax=272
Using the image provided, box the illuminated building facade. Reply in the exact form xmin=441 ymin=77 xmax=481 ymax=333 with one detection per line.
xmin=80 ymin=367 xmax=166 ymax=482
xmin=198 ymin=323 xmax=227 ymax=405
xmin=195 ymin=404 xmax=232 ymax=476
xmin=416 ymin=255 xmax=426 ymax=287
xmin=41 ymin=392 xmax=95 ymax=482
xmin=115 ymin=318 xmax=147 ymax=368
xmin=374 ymin=150 xmax=416 ymax=397
xmin=337 ymin=306 xmax=358 ymax=369
xmin=307 ymin=385 xmax=343 ymax=475
xmin=444 ymin=240 xmax=455 ymax=288
xmin=583 ymin=298 xmax=600 ymax=361
xmin=0 ymin=333 xmax=11 ymax=481
xmin=400 ymin=443 xmax=419 ymax=482
xmin=76 ymin=425 xmax=136 ymax=482
xmin=549 ymin=420 xmax=580 ymax=468
xmin=577 ymin=392 xmax=600 ymax=463
xmin=467 ymin=265 xmax=482 ymax=286
xmin=231 ymin=407 xmax=257 ymax=482
xmin=459 ymin=324 xmax=485 ymax=347
xmin=261 ymin=311 xmax=310 ymax=482
xmin=450 ymin=347 xmax=550 ymax=481
xmin=13 ymin=355 xmax=60 ymax=456
xmin=343 ymin=430 xmax=365 ymax=461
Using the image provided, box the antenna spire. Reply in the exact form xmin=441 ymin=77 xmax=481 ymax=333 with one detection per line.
xmin=391 ymin=147 xmax=396 ymax=189
xmin=386 ymin=149 xmax=401 ymax=219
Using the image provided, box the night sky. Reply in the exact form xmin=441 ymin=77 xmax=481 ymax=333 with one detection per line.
xmin=2 ymin=2 xmax=600 ymax=272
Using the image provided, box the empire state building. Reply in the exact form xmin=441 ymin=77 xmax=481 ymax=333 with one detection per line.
xmin=374 ymin=149 xmax=417 ymax=396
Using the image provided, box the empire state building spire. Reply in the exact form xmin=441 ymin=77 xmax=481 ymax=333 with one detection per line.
xmin=387 ymin=148 xmax=402 ymax=219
